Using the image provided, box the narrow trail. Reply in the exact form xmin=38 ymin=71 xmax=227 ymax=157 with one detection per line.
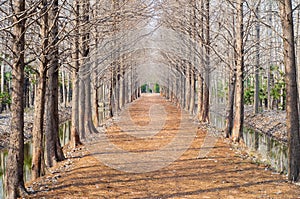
xmin=28 ymin=94 xmax=300 ymax=198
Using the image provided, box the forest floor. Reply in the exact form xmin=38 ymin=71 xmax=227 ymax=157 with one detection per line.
xmin=26 ymin=94 xmax=300 ymax=199
xmin=0 ymin=106 xmax=71 ymax=148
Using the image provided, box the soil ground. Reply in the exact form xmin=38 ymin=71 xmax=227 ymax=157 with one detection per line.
xmin=27 ymin=94 xmax=300 ymax=198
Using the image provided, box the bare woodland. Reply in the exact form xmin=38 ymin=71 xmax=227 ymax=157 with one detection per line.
xmin=0 ymin=0 xmax=299 ymax=198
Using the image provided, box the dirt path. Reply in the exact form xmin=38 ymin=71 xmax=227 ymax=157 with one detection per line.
xmin=27 ymin=94 xmax=300 ymax=198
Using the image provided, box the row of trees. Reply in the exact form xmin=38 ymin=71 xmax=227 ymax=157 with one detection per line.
xmin=1 ymin=0 xmax=66 ymax=197
xmin=1 ymin=0 xmax=300 ymax=198
xmin=0 ymin=60 xmax=72 ymax=112
xmin=156 ymin=0 xmax=300 ymax=182
xmin=1 ymin=0 xmax=154 ymax=198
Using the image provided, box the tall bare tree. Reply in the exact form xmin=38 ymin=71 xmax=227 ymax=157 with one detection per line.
xmin=5 ymin=0 xmax=28 ymax=197
xmin=199 ymin=0 xmax=210 ymax=122
xmin=31 ymin=0 xmax=49 ymax=180
xmin=45 ymin=0 xmax=65 ymax=167
xmin=278 ymin=0 xmax=300 ymax=182
xmin=70 ymin=0 xmax=82 ymax=147
xmin=254 ymin=2 xmax=260 ymax=114
xmin=232 ymin=0 xmax=245 ymax=142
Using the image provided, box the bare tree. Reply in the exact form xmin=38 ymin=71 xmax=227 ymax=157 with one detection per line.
xmin=70 ymin=0 xmax=82 ymax=147
xmin=254 ymin=2 xmax=261 ymax=114
xmin=31 ymin=0 xmax=49 ymax=180
xmin=5 ymin=0 xmax=28 ymax=197
xmin=45 ymin=0 xmax=65 ymax=167
xmin=277 ymin=0 xmax=300 ymax=182
xmin=232 ymin=0 xmax=245 ymax=142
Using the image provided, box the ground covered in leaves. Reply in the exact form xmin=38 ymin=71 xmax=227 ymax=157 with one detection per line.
xmin=244 ymin=109 xmax=287 ymax=142
xmin=26 ymin=94 xmax=300 ymax=198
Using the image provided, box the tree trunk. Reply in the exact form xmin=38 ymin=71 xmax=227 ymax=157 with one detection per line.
xmin=119 ymin=63 xmax=125 ymax=108
xmin=185 ymin=63 xmax=191 ymax=110
xmin=278 ymin=0 xmax=300 ymax=182
xmin=24 ymin=78 xmax=30 ymax=109
xmin=267 ymin=1 xmax=274 ymax=110
xmin=1 ymin=54 xmax=5 ymax=94
xmin=31 ymin=69 xmax=47 ymax=180
xmin=199 ymin=0 xmax=210 ymax=123
xmin=84 ymin=75 xmax=93 ymax=135
xmin=175 ymin=72 xmax=180 ymax=107
xmin=70 ymin=0 xmax=81 ymax=147
xmin=31 ymin=0 xmax=49 ymax=179
xmin=45 ymin=0 xmax=65 ymax=167
xmin=181 ymin=70 xmax=186 ymax=108
xmin=109 ymin=70 xmax=115 ymax=117
xmin=254 ymin=3 xmax=260 ymax=114
xmin=92 ymin=78 xmax=99 ymax=127
xmin=225 ymin=71 xmax=236 ymax=138
xmin=200 ymin=74 xmax=209 ymax=122
xmin=296 ymin=6 xmax=300 ymax=112
xmin=61 ymin=69 xmax=66 ymax=107
xmin=71 ymin=72 xmax=81 ymax=146
xmin=131 ymin=67 xmax=136 ymax=101
xmin=197 ymin=73 xmax=203 ymax=120
xmin=189 ymin=70 xmax=195 ymax=115
xmin=5 ymin=0 xmax=27 ymax=197
xmin=77 ymin=0 xmax=90 ymax=138
xmin=232 ymin=0 xmax=244 ymax=142
xmin=115 ymin=65 xmax=120 ymax=113
xmin=79 ymin=79 xmax=86 ymax=138
xmin=127 ymin=66 xmax=131 ymax=103
xmin=66 ymin=72 xmax=71 ymax=105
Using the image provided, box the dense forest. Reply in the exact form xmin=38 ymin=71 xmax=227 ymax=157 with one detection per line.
xmin=0 ymin=0 xmax=299 ymax=198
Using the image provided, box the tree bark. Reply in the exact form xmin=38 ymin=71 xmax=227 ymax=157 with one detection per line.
xmin=181 ymin=68 xmax=186 ymax=108
xmin=1 ymin=54 xmax=5 ymax=94
xmin=78 ymin=0 xmax=90 ymax=138
xmin=5 ymin=0 xmax=27 ymax=197
xmin=200 ymin=74 xmax=209 ymax=122
xmin=61 ymin=69 xmax=66 ymax=107
xmin=66 ymin=72 xmax=71 ymax=105
xmin=119 ymin=61 xmax=125 ymax=109
xmin=45 ymin=0 xmax=65 ymax=167
xmin=225 ymin=70 xmax=236 ymax=138
xmin=109 ymin=70 xmax=115 ymax=117
xmin=127 ymin=66 xmax=132 ymax=103
xmin=232 ymin=0 xmax=244 ymax=142
xmin=92 ymin=77 xmax=99 ymax=127
xmin=31 ymin=0 xmax=49 ymax=180
xmin=31 ymin=69 xmax=47 ymax=180
xmin=84 ymin=75 xmax=93 ymax=135
xmin=199 ymin=0 xmax=210 ymax=123
xmin=254 ymin=3 xmax=260 ymax=114
xmin=197 ymin=73 xmax=203 ymax=120
xmin=296 ymin=5 xmax=300 ymax=113
xmin=115 ymin=64 xmax=120 ymax=113
xmin=71 ymin=72 xmax=81 ymax=146
xmin=79 ymin=79 xmax=86 ymax=138
xmin=70 ymin=0 xmax=81 ymax=147
xmin=185 ymin=63 xmax=191 ymax=110
xmin=189 ymin=70 xmax=195 ymax=115
xmin=267 ymin=1 xmax=274 ymax=110
xmin=278 ymin=0 xmax=300 ymax=182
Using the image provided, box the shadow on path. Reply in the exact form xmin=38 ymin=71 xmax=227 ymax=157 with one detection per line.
xmin=27 ymin=94 xmax=300 ymax=198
